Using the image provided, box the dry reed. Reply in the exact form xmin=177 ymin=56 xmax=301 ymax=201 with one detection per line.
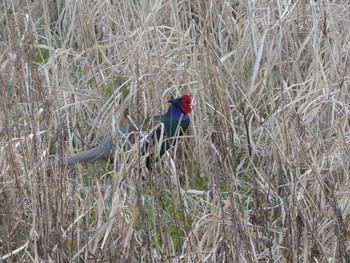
xmin=1 ymin=0 xmax=349 ymax=262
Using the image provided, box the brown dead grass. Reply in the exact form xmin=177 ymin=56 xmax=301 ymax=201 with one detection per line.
xmin=1 ymin=0 xmax=350 ymax=262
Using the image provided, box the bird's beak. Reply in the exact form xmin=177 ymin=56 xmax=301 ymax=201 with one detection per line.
xmin=190 ymin=100 xmax=195 ymax=109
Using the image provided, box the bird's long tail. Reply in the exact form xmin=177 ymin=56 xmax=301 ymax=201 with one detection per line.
xmin=66 ymin=136 xmax=114 ymax=165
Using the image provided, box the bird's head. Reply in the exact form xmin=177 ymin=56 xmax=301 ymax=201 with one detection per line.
xmin=169 ymin=94 xmax=192 ymax=114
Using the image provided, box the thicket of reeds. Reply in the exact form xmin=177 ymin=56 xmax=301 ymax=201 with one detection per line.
xmin=1 ymin=0 xmax=349 ymax=262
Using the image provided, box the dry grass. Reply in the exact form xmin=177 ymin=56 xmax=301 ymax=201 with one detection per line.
xmin=1 ymin=0 xmax=350 ymax=262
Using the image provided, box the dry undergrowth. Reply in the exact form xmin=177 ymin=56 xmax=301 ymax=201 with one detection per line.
xmin=1 ymin=0 xmax=350 ymax=262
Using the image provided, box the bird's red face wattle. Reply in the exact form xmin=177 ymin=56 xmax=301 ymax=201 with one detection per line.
xmin=179 ymin=94 xmax=192 ymax=114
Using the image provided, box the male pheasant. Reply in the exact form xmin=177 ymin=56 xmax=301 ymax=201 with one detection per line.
xmin=67 ymin=94 xmax=192 ymax=166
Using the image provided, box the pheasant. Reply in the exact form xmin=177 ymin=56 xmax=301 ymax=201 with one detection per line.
xmin=66 ymin=94 xmax=192 ymax=166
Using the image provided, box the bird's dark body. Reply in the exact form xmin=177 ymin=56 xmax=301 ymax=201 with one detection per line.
xmin=66 ymin=95 xmax=191 ymax=166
